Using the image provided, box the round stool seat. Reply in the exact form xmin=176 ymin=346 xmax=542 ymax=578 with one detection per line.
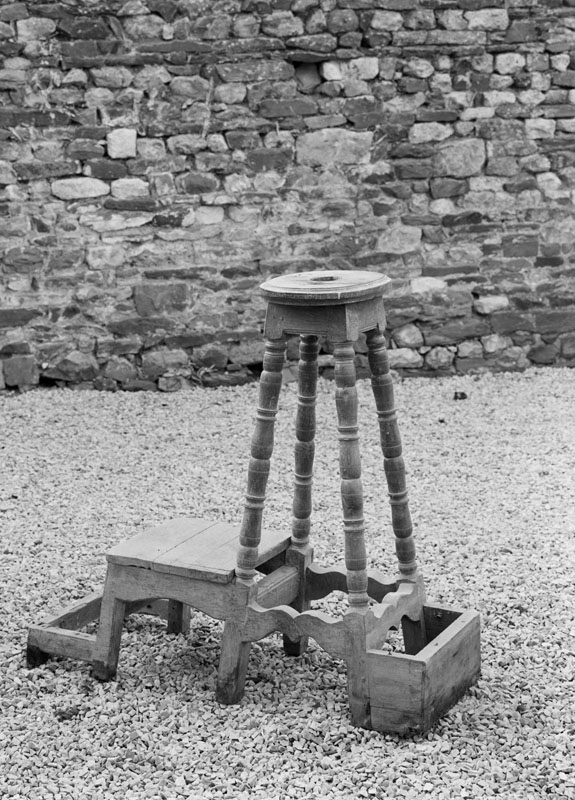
xmin=260 ymin=270 xmax=391 ymax=306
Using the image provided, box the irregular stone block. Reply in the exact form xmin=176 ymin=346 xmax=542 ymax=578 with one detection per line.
xmin=465 ymin=9 xmax=509 ymax=31
xmin=297 ymin=129 xmax=373 ymax=166
xmin=103 ymin=356 xmax=138 ymax=383
xmin=473 ymin=295 xmax=509 ymax=315
xmin=85 ymin=159 xmax=128 ymax=180
xmin=533 ymin=310 xmax=575 ymax=335
xmin=177 ymin=171 xmax=220 ymax=194
xmin=409 ymin=122 xmax=453 ymax=144
xmin=2 ymin=354 xmax=38 ymax=387
xmin=227 ymin=340 xmax=265 ymax=366
xmin=259 ymin=98 xmax=318 ymax=118
xmin=423 ymin=318 xmax=491 ymax=346
xmin=141 ymin=349 xmax=189 ymax=380
xmin=387 ymin=348 xmax=424 ymax=369
xmin=52 ymin=177 xmax=109 ymax=199
xmin=16 ymin=17 xmax=56 ymax=41
xmin=170 ymin=75 xmax=210 ymax=100
xmin=527 ymin=344 xmax=558 ymax=365
xmin=46 ymin=351 xmax=99 ymax=382
xmin=392 ymin=323 xmax=424 ymax=348
xmin=377 ymin=224 xmax=422 ymax=255
xmin=133 ymin=282 xmax=190 ymax=317
xmin=481 ymin=333 xmax=513 ymax=355
xmin=433 ymin=139 xmax=486 ymax=178
xmin=457 ymin=340 xmax=483 ymax=359
xmin=217 ymin=61 xmax=293 ymax=83
xmin=111 ymin=178 xmax=150 ymax=199
xmin=261 ymin=12 xmax=304 ymax=37
xmin=425 ymin=346 xmax=454 ymax=370
xmin=107 ymin=128 xmax=137 ymax=159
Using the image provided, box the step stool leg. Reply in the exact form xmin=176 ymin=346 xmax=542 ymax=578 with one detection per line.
xmin=92 ymin=565 xmax=127 ymax=681
xmin=167 ymin=601 xmax=191 ymax=635
xmin=216 ymin=620 xmax=252 ymax=705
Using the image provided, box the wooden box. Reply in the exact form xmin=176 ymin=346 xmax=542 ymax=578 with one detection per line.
xmin=367 ymin=606 xmax=481 ymax=735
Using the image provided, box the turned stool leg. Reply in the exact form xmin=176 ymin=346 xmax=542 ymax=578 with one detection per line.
xmin=366 ymin=328 xmax=426 ymax=653
xmin=217 ymin=336 xmax=287 ymax=703
xmin=284 ymin=334 xmax=318 ymax=656
xmin=333 ymin=340 xmax=369 ymax=609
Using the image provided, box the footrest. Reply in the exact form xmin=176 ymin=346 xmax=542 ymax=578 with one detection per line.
xmin=367 ymin=605 xmax=481 ymax=735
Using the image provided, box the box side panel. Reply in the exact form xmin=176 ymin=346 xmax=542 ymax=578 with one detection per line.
xmin=422 ymin=610 xmax=481 ymax=729
xmin=367 ymin=651 xmax=426 ymax=735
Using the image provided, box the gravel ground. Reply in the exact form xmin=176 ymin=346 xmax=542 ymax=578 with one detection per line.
xmin=1 ymin=367 xmax=574 ymax=800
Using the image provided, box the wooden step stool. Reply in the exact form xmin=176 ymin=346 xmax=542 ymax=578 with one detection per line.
xmin=27 ymin=269 xmax=481 ymax=735
xmin=27 ymin=518 xmax=294 ymax=679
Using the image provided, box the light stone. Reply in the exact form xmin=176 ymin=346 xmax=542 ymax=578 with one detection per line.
xmin=465 ymin=9 xmax=509 ymax=30
xmin=457 ymin=340 xmax=483 ymax=358
xmin=16 ymin=18 xmax=57 ymax=41
xmin=433 ymin=139 xmax=486 ymax=178
xmin=409 ymin=122 xmax=453 ymax=144
xmin=296 ymin=129 xmax=373 ymax=167
xmin=495 ymin=53 xmax=526 ymax=74
xmin=370 ymin=11 xmax=403 ymax=31
xmin=110 ymin=178 xmax=150 ymax=199
xmin=474 ymin=295 xmax=510 ymax=315
xmin=377 ymin=225 xmax=422 ymax=255
xmin=387 ymin=348 xmax=424 ymax=369
xmin=107 ymin=128 xmax=137 ymax=159
xmin=483 ymin=90 xmax=516 ymax=106
xmin=51 ymin=178 xmax=110 ymax=200
xmin=525 ymin=119 xmax=556 ymax=139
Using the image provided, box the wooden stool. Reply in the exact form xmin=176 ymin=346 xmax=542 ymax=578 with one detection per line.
xmin=27 ymin=518 xmax=293 ymax=678
xmin=27 ymin=269 xmax=480 ymax=734
xmin=214 ymin=270 xmax=480 ymax=733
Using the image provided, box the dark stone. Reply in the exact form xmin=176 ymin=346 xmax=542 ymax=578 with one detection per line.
xmin=430 ymin=178 xmax=467 ymax=198
xmin=422 ymin=318 xmax=491 ymax=346
xmin=177 ymin=171 xmax=220 ymax=194
xmin=44 ymin=351 xmax=99 ymax=382
xmin=108 ymin=317 xmax=177 ymax=336
xmin=491 ymin=312 xmax=535 ymax=335
xmin=0 ymin=340 xmax=30 ymax=356
xmin=133 ymin=283 xmax=190 ymax=317
xmin=68 ymin=140 xmax=106 ymax=160
xmin=225 ymin=130 xmax=262 ymax=150
xmin=246 ymin=148 xmax=292 ymax=172
xmin=86 ymin=159 xmax=128 ymax=180
xmin=3 ymin=248 xmax=43 ymax=273
xmin=104 ymin=198 xmax=159 ymax=212
xmin=149 ymin=0 xmax=179 ymax=22
xmin=503 ymin=176 xmax=538 ymax=193
xmin=58 ymin=18 xmax=111 ymax=40
xmin=442 ymin=211 xmax=483 ymax=227
xmin=165 ymin=333 xmax=209 ymax=349
xmin=151 ymin=210 xmax=187 ymax=226
xmin=527 ymin=344 xmax=559 ymax=365
xmin=394 ymin=159 xmax=433 ymax=180
xmin=416 ymin=109 xmax=459 ymax=123
xmin=122 ymin=379 xmax=158 ymax=392
xmin=14 ymin=161 xmax=79 ymax=180
xmin=2 ymin=355 xmax=38 ymax=387
xmin=200 ymin=370 xmax=254 ymax=387
xmin=533 ymin=310 xmax=575 ymax=335
xmin=0 ymin=3 xmax=28 ymax=21
xmin=259 ymin=98 xmax=317 ymax=117
xmin=327 ymin=9 xmax=359 ymax=33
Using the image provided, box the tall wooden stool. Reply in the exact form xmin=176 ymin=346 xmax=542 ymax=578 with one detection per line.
xmin=215 ymin=270 xmax=480 ymax=733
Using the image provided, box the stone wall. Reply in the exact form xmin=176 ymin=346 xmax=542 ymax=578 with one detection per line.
xmin=1 ymin=0 xmax=575 ymax=391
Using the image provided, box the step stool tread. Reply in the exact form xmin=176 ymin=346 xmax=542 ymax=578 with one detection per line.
xmin=107 ymin=517 xmax=291 ymax=584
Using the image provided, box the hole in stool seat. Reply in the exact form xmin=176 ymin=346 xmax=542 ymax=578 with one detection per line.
xmin=310 ymin=275 xmax=337 ymax=282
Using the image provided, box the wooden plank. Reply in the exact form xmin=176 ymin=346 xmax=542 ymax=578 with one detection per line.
xmin=109 ymin=516 xmax=291 ymax=584
xmin=27 ymin=626 xmax=95 ymax=663
xmin=108 ymin=517 xmax=218 ymax=567
xmin=256 ymin=565 xmax=299 ymax=608
xmin=38 ymin=591 xmax=103 ymax=630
